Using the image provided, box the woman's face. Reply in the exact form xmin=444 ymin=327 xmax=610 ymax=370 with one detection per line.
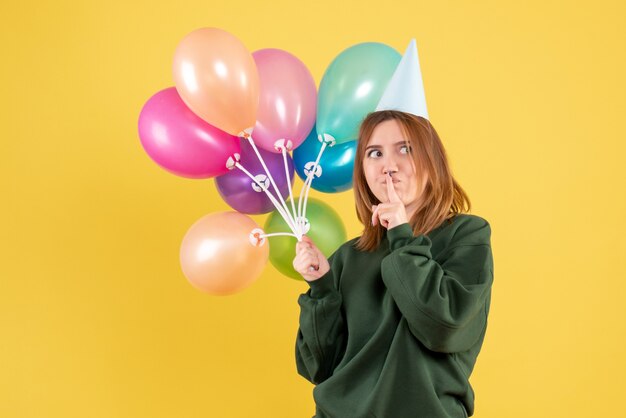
xmin=362 ymin=119 xmax=427 ymax=215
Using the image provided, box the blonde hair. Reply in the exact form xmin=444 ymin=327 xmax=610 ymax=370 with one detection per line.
xmin=353 ymin=110 xmax=471 ymax=251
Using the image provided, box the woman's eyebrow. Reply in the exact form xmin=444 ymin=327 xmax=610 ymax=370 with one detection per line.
xmin=365 ymin=141 xmax=408 ymax=149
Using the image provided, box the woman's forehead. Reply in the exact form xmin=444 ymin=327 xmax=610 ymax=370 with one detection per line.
xmin=367 ymin=119 xmax=408 ymax=145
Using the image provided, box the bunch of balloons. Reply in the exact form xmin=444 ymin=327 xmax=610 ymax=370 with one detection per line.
xmin=138 ymin=27 xmax=401 ymax=295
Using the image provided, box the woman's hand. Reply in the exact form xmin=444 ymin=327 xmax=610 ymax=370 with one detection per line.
xmin=372 ymin=174 xmax=409 ymax=229
xmin=293 ymin=236 xmax=330 ymax=282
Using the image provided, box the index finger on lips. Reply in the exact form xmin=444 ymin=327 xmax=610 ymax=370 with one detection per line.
xmin=386 ymin=173 xmax=401 ymax=203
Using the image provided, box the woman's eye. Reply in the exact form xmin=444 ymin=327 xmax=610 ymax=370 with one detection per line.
xmin=400 ymin=145 xmax=411 ymax=154
xmin=367 ymin=149 xmax=383 ymax=158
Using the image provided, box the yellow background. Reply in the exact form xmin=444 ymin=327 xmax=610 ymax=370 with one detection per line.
xmin=1 ymin=0 xmax=625 ymax=417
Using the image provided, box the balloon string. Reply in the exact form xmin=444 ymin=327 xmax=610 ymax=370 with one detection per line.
xmin=297 ymin=172 xmax=314 ymax=221
xmin=301 ymin=141 xmax=328 ymax=222
xmin=282 ymin=147 xmax=300 ymax=235
xmin=246 ymin=136 xmax=299 ymax=235
xmin=301 ymin=175 xmax=315 ymax=222
xmin=234 ymin=162 xmax=299 ymax=236
xmin=260 ymin=232 xmax=299 ymax=239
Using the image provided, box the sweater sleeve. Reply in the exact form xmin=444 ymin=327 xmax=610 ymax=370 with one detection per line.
xmin=381 ymin=217 xmax=494 ymax=353
xmin=295 ymin=253 xmax=347 ymax=385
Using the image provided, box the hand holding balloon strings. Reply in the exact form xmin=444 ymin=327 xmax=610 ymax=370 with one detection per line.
xmin=293 ymin=236 xmax=330 ymax=281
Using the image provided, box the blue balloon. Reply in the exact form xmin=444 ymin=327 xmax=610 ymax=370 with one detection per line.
xmin=294 ymin=126 xmax=357 ymax=193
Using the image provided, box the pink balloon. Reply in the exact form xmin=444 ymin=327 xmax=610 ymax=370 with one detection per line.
xmin=251 ymin=49 xmax=317 ymax=153
xmin=138 ymin=87 xmax=240 ymax=179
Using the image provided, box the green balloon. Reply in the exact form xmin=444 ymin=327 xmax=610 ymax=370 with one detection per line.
xmin=264 ymin=198 xmax=347 ymax=280
xmin=316 ymin=42 xmax=401 ymax=145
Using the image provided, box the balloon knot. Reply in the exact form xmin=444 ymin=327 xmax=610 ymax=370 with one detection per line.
xmin=249 ymin=228 xmax=266 ymax=247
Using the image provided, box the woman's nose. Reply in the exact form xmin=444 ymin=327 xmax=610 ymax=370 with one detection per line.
xmin=382 ymin=156 xmax=399 ymax=174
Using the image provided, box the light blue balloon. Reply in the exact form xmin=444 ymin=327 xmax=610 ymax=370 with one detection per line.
xmin=317 ymin=42 xmax=401 ymax=145
xmin=294 ymin=126 xmax=356 ymax=193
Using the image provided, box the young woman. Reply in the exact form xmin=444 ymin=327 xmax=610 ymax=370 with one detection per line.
xmin=293 ymin=110 xmax=494 ymax=418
